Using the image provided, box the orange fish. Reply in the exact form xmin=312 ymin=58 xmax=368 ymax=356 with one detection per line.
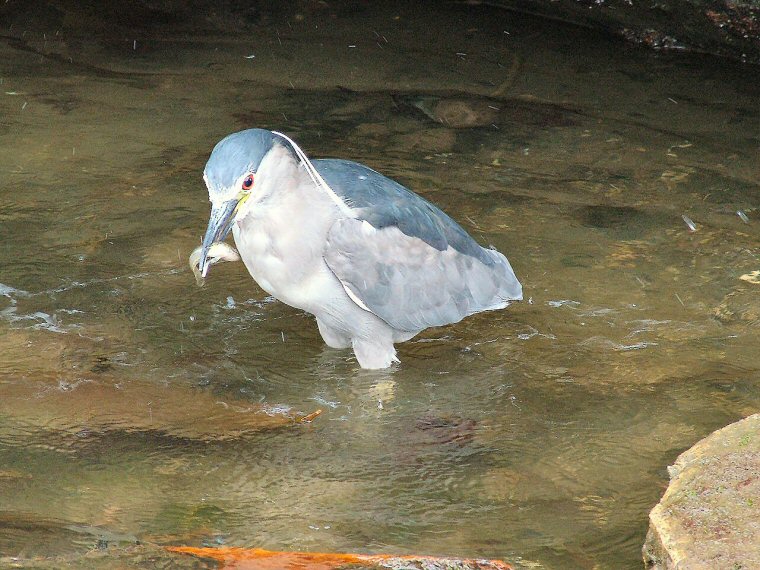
xmin=167 ymin=546 xmax=512 ymax=570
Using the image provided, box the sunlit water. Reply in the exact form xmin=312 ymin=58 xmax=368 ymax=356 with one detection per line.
xmin=1 ymin=3 xmax=759 ymax=568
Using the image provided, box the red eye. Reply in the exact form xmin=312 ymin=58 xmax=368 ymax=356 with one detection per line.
xmin=242 ymin=174 xmax=254 ymax=190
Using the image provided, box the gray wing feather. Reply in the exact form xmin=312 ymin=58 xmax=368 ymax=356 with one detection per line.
xmin=324 ymin=219 xmax=522 ymax=332
xmin=314 ymin=159 xmax=495 ymax=265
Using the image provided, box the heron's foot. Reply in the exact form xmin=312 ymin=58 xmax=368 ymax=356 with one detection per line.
xmin=351 ymin=338 xmax=399 ymax=369
xmin=316 ymin=318 xmax=352 ymax=349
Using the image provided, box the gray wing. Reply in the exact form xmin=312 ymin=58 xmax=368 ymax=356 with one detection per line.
xmin=315 ymin=160 xmax=522 ymax=332
xmin=314 ymin=159 xmax=493 ymax=263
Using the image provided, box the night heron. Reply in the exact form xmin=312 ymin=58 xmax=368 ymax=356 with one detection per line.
xmin=196 ymin=129 xmax=522 ymax=369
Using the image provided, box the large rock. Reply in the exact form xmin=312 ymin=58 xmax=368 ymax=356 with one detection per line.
xmin=643 ymin=414 xmax=760 ymax=569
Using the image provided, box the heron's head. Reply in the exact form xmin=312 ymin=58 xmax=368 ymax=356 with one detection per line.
xmin=197 ymin=128 xmax=297 ymax=278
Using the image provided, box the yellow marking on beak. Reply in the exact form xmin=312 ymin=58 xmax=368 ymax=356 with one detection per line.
xmin=233 ymin=191 xmax=251 ymax=215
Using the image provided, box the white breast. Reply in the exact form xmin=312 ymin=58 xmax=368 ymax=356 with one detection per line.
xmin=231 ymin=174 xmax=347 ymax=313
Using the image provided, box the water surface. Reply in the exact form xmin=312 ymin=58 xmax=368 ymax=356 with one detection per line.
xmin=1 ymin=3 xmax=759 ymax=568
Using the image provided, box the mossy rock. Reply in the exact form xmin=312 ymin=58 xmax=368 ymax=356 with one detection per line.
xmin=643 ymin=414 xmax=760 ymax=569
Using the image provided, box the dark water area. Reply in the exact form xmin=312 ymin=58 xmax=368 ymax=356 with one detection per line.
xmin=0 ymin=2 xmax=758 ymax=568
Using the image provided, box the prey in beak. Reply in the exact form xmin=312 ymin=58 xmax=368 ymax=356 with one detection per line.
xmin=190 ymin=199 xmax=241 ymax=286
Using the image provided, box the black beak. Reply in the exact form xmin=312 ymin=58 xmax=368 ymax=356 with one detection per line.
xmin=198 ymin=199 xmax=238 ymax=278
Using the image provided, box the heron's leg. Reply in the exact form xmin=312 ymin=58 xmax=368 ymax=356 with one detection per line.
xmin=315 ymin=317 xmax=351 ymax=349
xmin=351 ymin=337 xmax=399 ymax=369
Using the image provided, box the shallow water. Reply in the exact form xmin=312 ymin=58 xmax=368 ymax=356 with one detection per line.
xmin=1 ymin=2 xmax=759 ymax=568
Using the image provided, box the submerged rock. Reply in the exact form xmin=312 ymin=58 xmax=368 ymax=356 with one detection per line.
xmin=406 ymin=96 xmax=501 ymax=129
xmin=643 ymin=414 xmax=760 ymax=569
xmin=0 ymin=330 xmax=319 ymax=445
xmin=0 ymin=378 xmax=320 ymax=443
xmin=395 ymin=94 xmax=577 ymax=130
xmin=712 ymin=286 xmax=760 ymax=325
